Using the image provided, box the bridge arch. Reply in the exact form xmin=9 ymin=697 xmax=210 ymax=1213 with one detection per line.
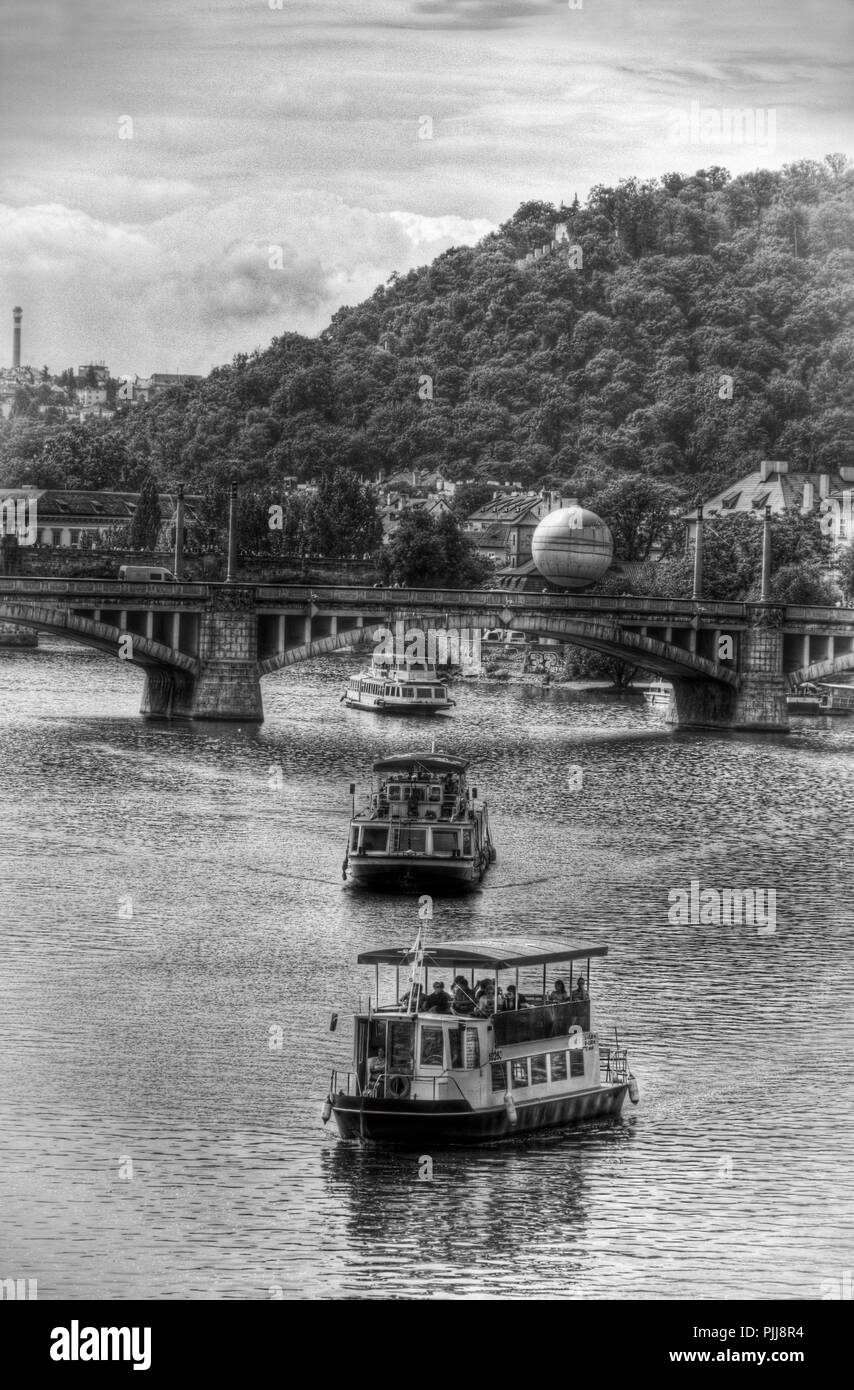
xmin=259 ymin=623 xmax=375 ymax=676
xmin=259 ymin=607 xmax=738 ymax=687
xmin=0 ymin=601 xmax=197 ymax=675
xmin=788 ymin=651 xmax=854 ymax=688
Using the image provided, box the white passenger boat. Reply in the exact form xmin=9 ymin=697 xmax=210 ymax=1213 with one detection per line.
xmin=787 ymin=682 xmax=825 ymax=714
xmin=813 ymin=682 xmax=854 ymax=715
xmin=343 ymin=653 xmax=455 ymax=714
xmin=343 ymin=752 xmax=495 ymax=890
xmin=643 ymin=679 xmax=672 ymax=708
xmin=323 ymin=934 xmax=638 ymax=1144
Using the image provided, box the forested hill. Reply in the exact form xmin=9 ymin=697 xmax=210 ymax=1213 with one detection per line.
xmin=5 ymin=157 xmax=854 ymax=498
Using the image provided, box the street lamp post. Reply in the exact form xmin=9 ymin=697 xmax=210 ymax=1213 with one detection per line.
xmin=760 ymin=504 xmax=772 ymax=601
xmin=692 ymin=502 xmax=704 ymax=601
xmin=173 ymin=483 xmax=185 ymax=580
xmin=225 ymin=479 xmax=239 ymax=584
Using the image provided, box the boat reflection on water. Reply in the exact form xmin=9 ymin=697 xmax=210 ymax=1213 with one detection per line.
xmin=318 ymin=1119 xmax=637 ymax=1295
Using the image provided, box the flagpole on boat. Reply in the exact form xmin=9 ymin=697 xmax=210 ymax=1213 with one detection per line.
xmin=407 ymin=919 xmax=425 ymax=1013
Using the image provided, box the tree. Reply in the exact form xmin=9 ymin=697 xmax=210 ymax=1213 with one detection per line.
xmin=379 ymin=510 xmax=490 ymax=587
xmin=129 ymin=474 xmax=163 ymax=550
xmin=307 ymin=470 xmax=381 ymax=558
xmin=837 ymin=545 xmax=854 ymax=603
xmin=588 ymin=475 xmax=685 ymax=560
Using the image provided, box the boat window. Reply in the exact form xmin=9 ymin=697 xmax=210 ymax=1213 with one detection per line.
xmin=416 ymin=688 xmax=434 ymax=699
xmin=531 ymin=1054 xmax=548 ymax=1085
xmin=550 ymin=1051 xmax=568 ymax=1081
xmin=384 ymin=686 xmax=392 ymax=696
xmin=431 ymin=829 xmax=458 ymax=856
xmin=388 ymin=785 xmax=402 ymax=801
xmin=420 ymin=1027 xmax=444 ymax=1067
xmin=491 ymin=1062 xmax=506 ymax=1091
xmin=510 ymin=1058 xmax=529 ymax=1089
xmin=437 ymin=687 xmax=447 ymax=699
xmin=388 ymin=1020 xmax=414 ymax=1072
xmin=350 ymin=828 xmax=359 ymax=851
xmin=402 ymin=688 xmax=414 ymax=698
xmin=404 ymin=827 xmax=428 ymax=852
xmin=449 ymin=1027 xmax=463 ymax=1069
xmin=569 ymin=1051 xmax=585 ymax=1078
xmin=362 ymin=827 xmax=389 ymax=852
xmin=462 ymin=832 xmax=472 ymax=854
xmin=464 ymin=1027 xmax=480 ymax=1069
xmin=428 ymin=785 xmax=441 ymax=802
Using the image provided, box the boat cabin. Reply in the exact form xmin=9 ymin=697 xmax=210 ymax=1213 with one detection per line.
xmin=345 ymin=938 xmax=607 ymax=1107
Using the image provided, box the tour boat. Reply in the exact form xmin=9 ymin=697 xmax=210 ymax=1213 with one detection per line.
xmin=343 ymin=752 xmax=495 ymax=889
xmin=787 ymin=682 xmax=825 ymax=714
xmin=322 ymin=935 xmax=638 ymax=1144
xmin=643 ymin=679 xmax=672 ymax=709
xmin=813 ymin=682 xmax=854 ymax=715
xmin=343 ymin=653 xmax=455 ymax=714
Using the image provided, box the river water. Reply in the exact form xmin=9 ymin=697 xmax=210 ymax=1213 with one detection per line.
xmin=1 ymin=640 xmax=853 ymax=1300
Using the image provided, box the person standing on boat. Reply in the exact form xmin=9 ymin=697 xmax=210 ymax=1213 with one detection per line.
xmin=548 ymin=979 xmax=568 ymax=1004
xmin=572 ymin=975 xmax=589 ymax=1001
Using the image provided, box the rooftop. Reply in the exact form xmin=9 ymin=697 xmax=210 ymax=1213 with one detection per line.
xmin=371 ymin=752 xmax=468 ymax=774
xmin=358 ymin=937 xmax=609 ymax=969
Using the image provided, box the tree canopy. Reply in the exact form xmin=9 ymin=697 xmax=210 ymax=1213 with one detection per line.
xmin=1 ymin=156 xmax=851 ymax=507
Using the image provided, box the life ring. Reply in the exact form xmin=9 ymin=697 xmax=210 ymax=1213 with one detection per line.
xmin=387 ymin=1074 xmax=410 ymax=1100
xmin=568 ymin=1025 xmax=583 ymax=1047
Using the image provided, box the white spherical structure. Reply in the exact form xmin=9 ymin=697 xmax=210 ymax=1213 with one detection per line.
xmin=531 ymin=506 xmax=613 ymax=589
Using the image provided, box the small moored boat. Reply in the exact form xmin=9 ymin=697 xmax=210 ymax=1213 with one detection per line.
xmin=643 ymin=679 xmax=672 ymax=709
xmin=323 ymin=934 xmax=637 ymax=1145
xmin=787 ymin=682 xmax=825 ymax=714
xmin=813 ymin=682 xmax=854 ymax=715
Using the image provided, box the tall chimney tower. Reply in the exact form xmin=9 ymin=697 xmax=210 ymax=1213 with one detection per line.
xmin=12 ymin=307 xmax=22 ymax=368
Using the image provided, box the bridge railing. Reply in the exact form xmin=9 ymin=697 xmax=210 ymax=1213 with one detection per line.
xmin=251 ymin=583 xmax=751 ymax=619
xmin=0 ymin=578 xmax=208 ymax=599
xmin=1 ymin=577 xmax=851 ymax=626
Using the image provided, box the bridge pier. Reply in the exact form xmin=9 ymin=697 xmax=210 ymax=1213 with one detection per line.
xmin=668 ymin=607 xmax=789 ymax=731
xmin=141 ymin=587 xmax=263 ymax=722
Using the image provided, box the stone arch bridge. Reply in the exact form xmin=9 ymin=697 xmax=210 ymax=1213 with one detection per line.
xmin=1 ymin=577 xmax=853 ymax=730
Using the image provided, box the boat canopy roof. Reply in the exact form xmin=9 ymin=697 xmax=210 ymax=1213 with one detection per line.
xmin=357 ymin=937 xmax=608 ymax=969
xmin=371 ymin=753 xmax=468 ymax=774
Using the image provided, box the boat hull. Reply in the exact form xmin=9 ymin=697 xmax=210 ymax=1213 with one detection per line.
xmin=346 ymin=854 xmax=484 ymax=890
xmin=343 ymin=697 xmax=452 ymax=714
xmin=330 ymin=1083 xmax=627 ymax=1145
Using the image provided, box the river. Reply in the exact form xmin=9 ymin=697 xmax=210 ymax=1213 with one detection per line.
xmin=1 ymin=640 xmax=852 ymax=1299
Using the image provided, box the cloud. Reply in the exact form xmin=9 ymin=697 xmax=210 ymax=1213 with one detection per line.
xmin=0 ymin=0 xmax=851 ymax=375
xmin=0 ymin=193 xmax=495 ymax=375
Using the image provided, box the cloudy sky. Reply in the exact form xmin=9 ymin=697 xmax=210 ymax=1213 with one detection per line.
xmin=1 ymin=0 xmax=851 ymax=376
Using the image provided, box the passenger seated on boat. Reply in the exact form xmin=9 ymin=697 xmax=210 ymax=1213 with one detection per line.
xmin=474 ymin=980 xmax=502 ymax=1016
xmin=423 ymin=981 xmax=451 ymax=1014
xmin=451 ymin=976 xmax=476 ymax=1014
xmin=400 ymin=984 xmax=427 ymax=1011
xmin=572 ymin=975 xmax=589 ymax=1001
xmin=501 ymin=985 xmax=519 ymax=1011
xmin=548 ymin=979 xmax=568 ymax=1004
